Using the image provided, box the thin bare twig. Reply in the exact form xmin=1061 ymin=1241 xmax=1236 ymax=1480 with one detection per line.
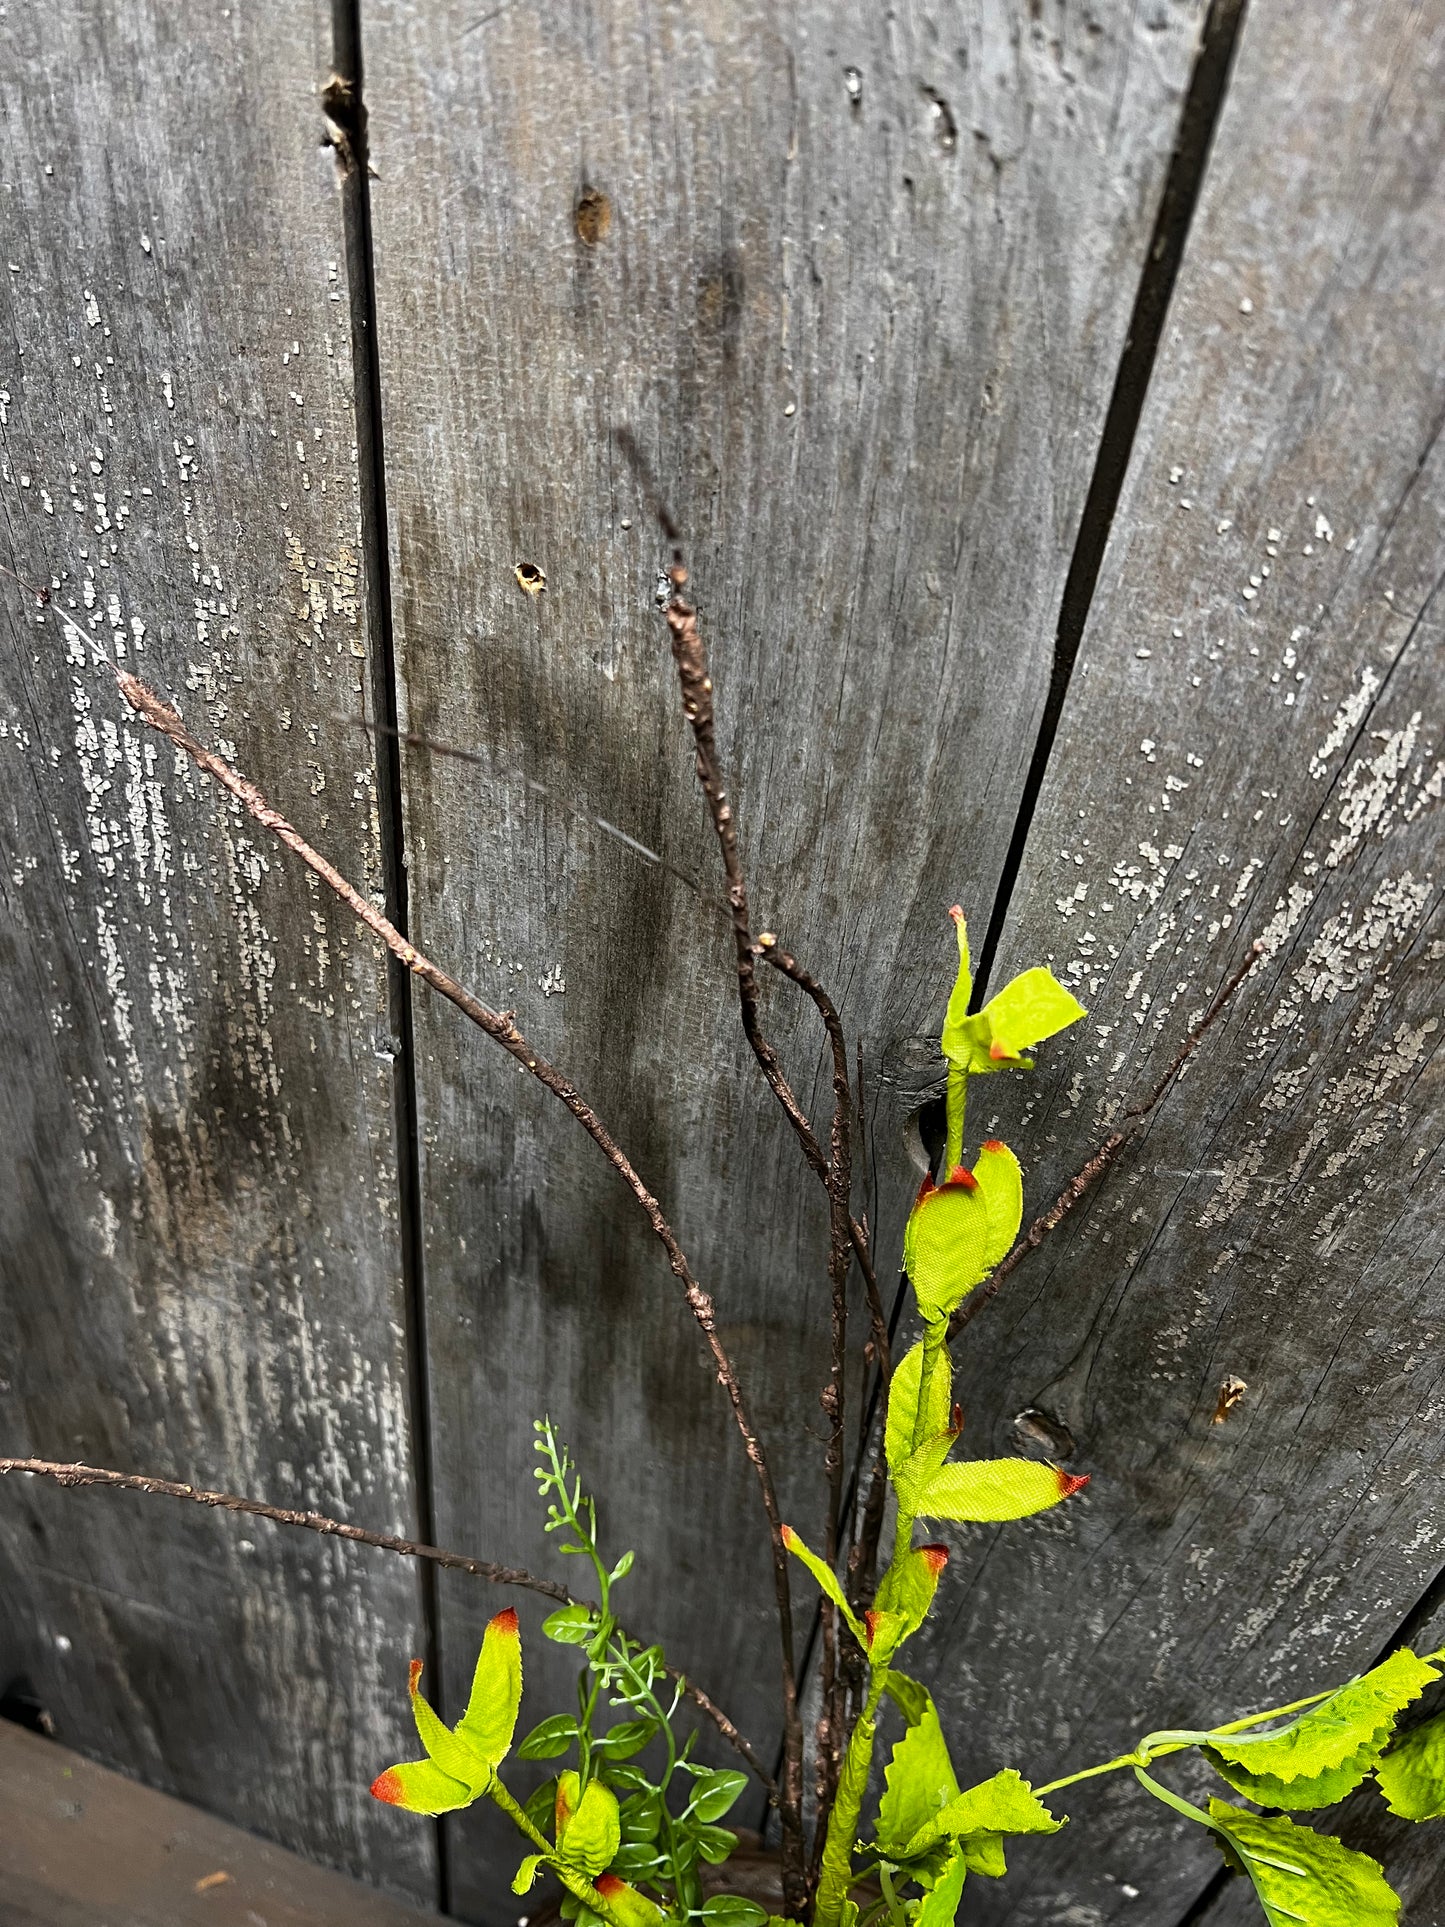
xmin=40 ymin=639 xmax=799 ymax=1827
xmin=948 ymin=939 xmax=1266 ymax=1341
xmin=758 ymin=936 xmax=853 ymax=1852
xmin=0 ymin=1456 xmax=773 ymax=1788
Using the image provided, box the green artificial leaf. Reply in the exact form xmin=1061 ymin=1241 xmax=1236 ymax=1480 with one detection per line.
xmin=1207 ymin=1650 xmax=1439 ymax=1792
xmin=695 ymin=1824 xmax=740 ymax=1864
xmin=1207 ymin=1801 xmax=1399 ymax=1926
xmin=886 ymin=1341 xmax=953 ymax=1480
xmin=1378 ymin=1709 xmax=1445 ymax=1821
xmin=959 ymin=1834 xmax=1008 ymax=1878
xmin=455 ymin=1607 xmax=524 ymax=1771
xmin=946 ymin=971 xmax=1087 ymax=1076
xmin=698 ymin=1898 xmax=768 ymax=1927
xmin=876 ymin=1689 xmax=961 ymax=1857
xmin=909 ymin=1458 xmax=1088 ymax=1525
xmin=900 ymin=1769 xmax=1062 ymax=1861
xmin=610 ymin=1843 xmax=663 ymax=1879
xmin=520 ymin=1714 xmax=581 ymax=1760
xmin=525 ymin=1776 xmax=560 ymax=1831
xmin=1205 ymin=1742 xmax=1379 ymax=1813
xmin=939 ymin=910 xmax=973 ymax=1171
xmin=883 ymin=1668 xmax=933 ymax=1726
xmin=914 ymin=1846 xmax=968 ymax=1927
xmin=594 ymin=1719 xmax=657 ymax=1761
xmin=610 ymin=1550 xmax=636 ymax=1583
xmin=544 ymin=1604 xmax=598 ymax=1645
xmin=874 ymin=1544 xmax=950 ymax=1639
xmin=593 ymin=1874 xmax=668 ymax=1927
xmin=619 ymin=1790 xmax=664 ymax=1841
xmin=781 ymin=1526 xmax=866 ymax=1644
xmin=892 ymin=1425 xmax=962 ymax=1519
xmin=862 ymin=1608 xmax=911 ymax=1667
xmin=512 ymin=1854 xmax=546 ymax=1895
xmin=404 ymin=1658 xmax=488 ymax=1790
xmin=972 ymin=1141 xmax=1023 ymax=1274
xmin=370 ymin=1755 xmax=474 ymax=1815
xmin=938 ymin=910 xmax=973 ymax=1061
xmin=691 ymin=1768 xmax=750 ymax=1822
xmin=904 ymin=1177 xmax=993 ymax=1321
xmin=555 ymin=1772 xmax=623 ymax=1876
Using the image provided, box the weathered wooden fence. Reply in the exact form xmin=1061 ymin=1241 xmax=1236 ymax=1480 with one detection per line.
xmin=2 ymin=1 xmax=1442 ymax=1923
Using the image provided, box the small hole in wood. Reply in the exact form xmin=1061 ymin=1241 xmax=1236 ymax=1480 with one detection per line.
xmin=513 ymin=562 xmax=547 ymax=597
xmin=1012 ymin=1408 xmax=1077 ymax=1461
xmin=575 ymin=187 xmax=612 ymax=246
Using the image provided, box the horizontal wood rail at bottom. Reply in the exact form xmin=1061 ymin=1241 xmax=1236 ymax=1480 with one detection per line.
xmin=0 ymin=1717 xmax=442 ymax=1927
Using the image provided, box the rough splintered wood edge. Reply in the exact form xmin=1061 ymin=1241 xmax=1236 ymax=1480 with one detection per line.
xmin=0 ymin=1718 xmax=442 ymax=1927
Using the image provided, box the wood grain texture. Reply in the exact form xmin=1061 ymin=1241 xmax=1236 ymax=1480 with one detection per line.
xmin=0 ymin=1717 xmax=442 ymax=1927
xmin=0 ymin=2 xmax=430 ymax=1898
xmin=362 ymin=0 xmax=1205 ymax=1913
xmin=896 ymin=2 xmax=1445 ymax=1922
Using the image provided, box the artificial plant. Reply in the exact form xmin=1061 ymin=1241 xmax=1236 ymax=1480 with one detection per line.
xmin=3 ymin=560 xmax=1442 ymax=1927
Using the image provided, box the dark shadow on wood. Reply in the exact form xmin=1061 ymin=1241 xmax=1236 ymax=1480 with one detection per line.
xmin=970 ymin=0 xmax=1250 ymax=1004
xmin=329 ymin=4 xmax=448 ymax=1913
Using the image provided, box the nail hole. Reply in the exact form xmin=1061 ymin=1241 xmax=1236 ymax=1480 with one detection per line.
xmin=513 ymin=562 xmax=547 ymax=597
xmin=575 ymin=187 xmax=612 ymax=245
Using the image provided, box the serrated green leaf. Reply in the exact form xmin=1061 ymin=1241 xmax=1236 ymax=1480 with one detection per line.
xmin=900 ymin=1769 xmax=1062 ymax=1860
xmin=544 ymin=1603 xmax=598 ymax=1645
xmin=910 ymin=1458 xmax=1087 ymax=1525
xmin=1207 ymin=1801 xmax=1399 ymax=1926
xmin=780 ymin=1526 xmax=866 ymax=1644
xmin=1378 ymin=1708 xmax=1445 ymax=1821
xmin=519 ymin=1714 xmax=580 ymax=1760
xmin=972 ymin=1141 xmax=1023 ymax=1273
xmin=691 ymin=1768 xmax=750 ymax=1822
xmin=886 ymin=1341 xmax=954 ymax=1482
xmin=1208 ymin=1650 xmax=1438 ymax=1787
xmin=455 ymin=1608 xmax=523 ymax=1771
xmin=555 ymin=1773 xmax=622 ymax=1876
xmin=960 ymin=1833 xmax=1008 ymax=1878
xmin=370 ymin=1755 xmax=475 ymax=1815
xmin=915 ymin=1846 xmax=968 ymax=1927
xmin=904 ymin=1178 xmax=993 ymax=1321
xmin=512 ymin=1854 xmax=546 ymax=1895
xmin=883 ymin=1668 xmax=933 ymax=1726
xmin=698 ymin=1898 xmax=768 ymax=1927
xmin=876 ymin=1690 xmax=960 ymax=1857
xmin=1204 ymin=1739 xmax=1379 ymax=1812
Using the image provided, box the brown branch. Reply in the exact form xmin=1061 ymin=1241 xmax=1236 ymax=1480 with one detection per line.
xmin=948 ymin=938 xmax=1266 ymax=1342
xmin=0 ymin=1456 xmax=773 ymax=1789
xmin=85 ymin=658 xmax=799 ymax=1829
xmin=758 ymin=937 xmax=853 ymax=1862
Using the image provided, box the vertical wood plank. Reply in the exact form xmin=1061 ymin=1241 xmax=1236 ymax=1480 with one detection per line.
xmin=901 ymin=2 xmax=1445 ymax=1921
xmin=363 ymin=2 xmax=1207 ymax=1913
xmin=0 ymin=1 xmax=429 ymax=1896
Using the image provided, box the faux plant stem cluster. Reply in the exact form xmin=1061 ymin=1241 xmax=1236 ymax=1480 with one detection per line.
xmin=6 ymin=562 xmax=1443 ymax=1927
xmin=368 ymin=913 xmax=1445 ymax=1927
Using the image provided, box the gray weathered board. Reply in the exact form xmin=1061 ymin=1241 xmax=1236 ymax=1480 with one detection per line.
xmin=0 ymin=0 xmax=431 ymax=1905
xmin=2 ymin=0 xmax=1445 ymax=1925
xmin=906 ymin=0 xmax=1445 ymax=1921
xmin=361 ymin=0 xmax=1208 ymax=1915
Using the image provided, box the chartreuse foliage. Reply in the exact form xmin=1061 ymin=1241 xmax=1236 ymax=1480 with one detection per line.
xmin=370 ymin=915 xmax=1445 ymax=1927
